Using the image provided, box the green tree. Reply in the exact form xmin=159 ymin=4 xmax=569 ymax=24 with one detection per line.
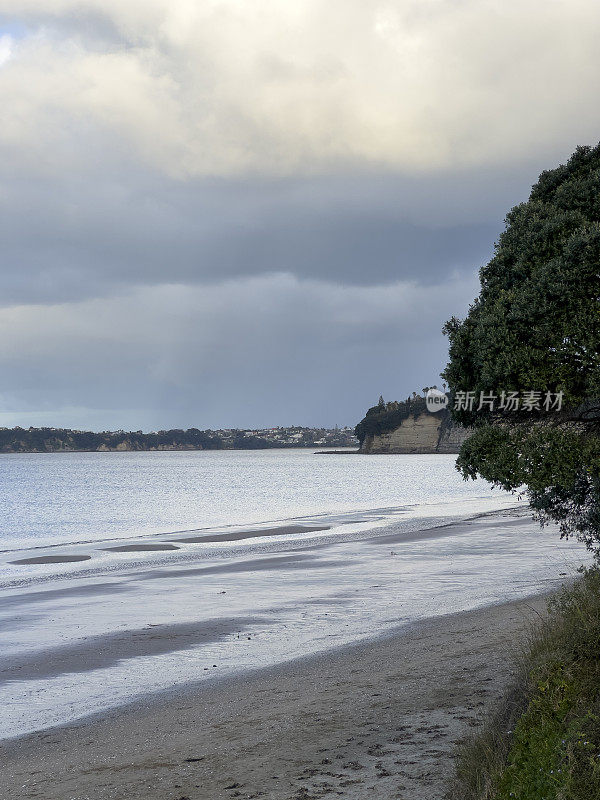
xmin=443 ymin=144 xmax=600 ymax=548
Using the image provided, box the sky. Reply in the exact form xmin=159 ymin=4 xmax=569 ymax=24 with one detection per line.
xmin=0 ymin=1 xmax=599 ymax=431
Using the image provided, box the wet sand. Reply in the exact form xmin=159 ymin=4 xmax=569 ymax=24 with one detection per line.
xmin=7 ymin=525 xmax=332 ymax=564
xmin=172 ymin=524 xmax=331 ymax=544
xmin=0 ymin=593 xmax=549 ymax=800
xmin=0 ymin=617 xmax=265 ymax=685
xmin=100 ymin=526 xmax=332 ymax=552
xmin=9 ymin=554 xmax=92 ymax=565
xmin=102 ymin=544 xmax=181 ymax=552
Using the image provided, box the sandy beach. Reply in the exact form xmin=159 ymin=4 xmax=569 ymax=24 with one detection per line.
xmin=1 ymin=592 xmax=549 ymax=800
xmin=0 ymin=485 xmax=589 ymax=800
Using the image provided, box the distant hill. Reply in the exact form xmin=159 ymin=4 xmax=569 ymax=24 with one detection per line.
xmin=0 ymin=426 xmax=358 ymax=453
xmin=354 ymin=394 xmax=469 ymax=454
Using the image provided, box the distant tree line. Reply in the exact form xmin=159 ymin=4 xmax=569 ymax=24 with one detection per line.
xmin=0 ymin=427 xmax=223 ymax=453
xmin=0 ymin=426 xmax=357 ymax=453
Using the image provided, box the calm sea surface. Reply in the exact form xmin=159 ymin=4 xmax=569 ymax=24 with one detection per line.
xmin=0 ymin=449 xmax=510 ymax=553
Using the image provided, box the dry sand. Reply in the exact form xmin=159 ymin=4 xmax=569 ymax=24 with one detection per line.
xmin=0 ymin=592 xmax=549 ymax=800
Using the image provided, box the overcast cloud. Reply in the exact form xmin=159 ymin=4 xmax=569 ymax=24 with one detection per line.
xmin=0 ymin=1 xmax=598 ymax=429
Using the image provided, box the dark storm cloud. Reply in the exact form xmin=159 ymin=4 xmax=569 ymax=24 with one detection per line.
xmin=0 ymin=0 xmax=599 ymax=429
xmin=0 ymin=165 xmax=539 ymax=306
xmin=0 ymin=274 xmax=479 ymax=430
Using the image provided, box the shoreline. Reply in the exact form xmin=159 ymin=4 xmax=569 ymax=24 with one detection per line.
xmin=0 ymin=506 xmax=588 ymax=748
xmin=2 ymin=589 xmax=560 ymax=800
xmin=0 ymin=445 xmax=360 ymax=456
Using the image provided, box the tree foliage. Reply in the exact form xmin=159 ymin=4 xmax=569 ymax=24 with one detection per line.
xmin=0 ymin=426 xmax=223 ymax=452
xmin=443 ymin=144 xmax=600 ymax=546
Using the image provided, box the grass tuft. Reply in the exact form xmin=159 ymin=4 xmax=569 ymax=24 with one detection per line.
xmin=448 ymin=566 xmax=600 ymax=800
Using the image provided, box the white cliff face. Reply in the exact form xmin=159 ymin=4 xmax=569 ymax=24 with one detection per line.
xmin=360 ymin=412 xmax=470 ymax=454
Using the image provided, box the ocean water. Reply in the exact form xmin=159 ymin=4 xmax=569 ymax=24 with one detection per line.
xmin=1 ymin=449 xmax=512 ymax=554
xmin=0 ymin=450 xmax=589 ymax=739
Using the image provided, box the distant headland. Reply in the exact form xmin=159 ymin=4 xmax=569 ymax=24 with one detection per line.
xmin=354 ymin=393 xmax=469 ymax=454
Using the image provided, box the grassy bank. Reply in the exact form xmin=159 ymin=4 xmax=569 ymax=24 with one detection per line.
xmin=449 ymin=566 xmax=600 ymax=800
